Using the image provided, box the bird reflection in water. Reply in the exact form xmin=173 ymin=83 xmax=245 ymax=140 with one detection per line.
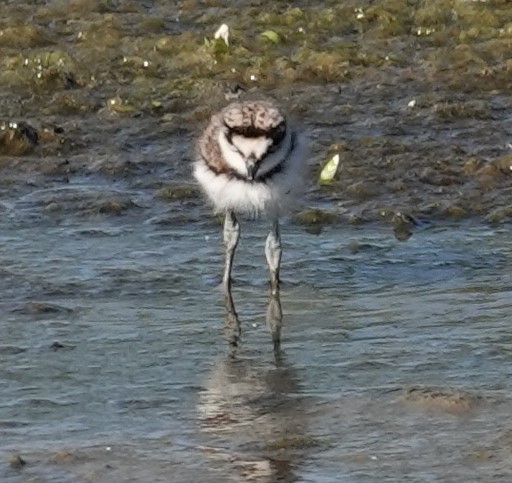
xmin=197 ymin=288 xmax=312 ymax=482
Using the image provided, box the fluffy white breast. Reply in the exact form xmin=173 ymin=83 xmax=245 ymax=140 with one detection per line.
xmin=194 ymin=132 xmax=309 ymax=218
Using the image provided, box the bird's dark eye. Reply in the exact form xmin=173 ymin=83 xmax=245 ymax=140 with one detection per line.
xmin=269 ymin=120 xmax=286 ymax=145
xmin=264 ymin=121 xmax=286 ymax=154
xmin=267 ymin=142 xmax=279 ymax=154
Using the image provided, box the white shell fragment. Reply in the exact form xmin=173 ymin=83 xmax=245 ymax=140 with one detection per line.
xmin=214 ymin=24 xmax=230 ymax=46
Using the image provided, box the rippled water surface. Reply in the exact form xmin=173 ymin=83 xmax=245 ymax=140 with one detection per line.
xmin=2 ymin=201 xmax=512 ymax=482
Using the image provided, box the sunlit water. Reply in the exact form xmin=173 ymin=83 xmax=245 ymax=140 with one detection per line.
xmin=2 ymin=189 xmax=512 ymax=482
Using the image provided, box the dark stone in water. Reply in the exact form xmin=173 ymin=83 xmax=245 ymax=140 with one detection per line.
xmin=402 ymin=386 xmax=488 ymax=413
xmin=390 ymin=211 xmax=417 ymax=241
xmin=393 ymin=226 xmax=412 ymax=241
xmin=49 ymin=341 xmax=66 ymax=351
xmin=9 ymin=454 xmax=26 ymax=468
xmin=15 ymin=302 xmax=72 ymax=315
xmin=0 ymin=121 xmax=39 ymax=156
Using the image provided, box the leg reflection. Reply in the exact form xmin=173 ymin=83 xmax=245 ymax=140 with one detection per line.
xmin=198 ymin=333 xmax=307 ymax=483
xmin=224 ymin=287 xmax=241 ymax=353
xmin=266 ymin=291 xmax=283 ymax=352
xmin=224 ymin=287 xmax=284 ymax=351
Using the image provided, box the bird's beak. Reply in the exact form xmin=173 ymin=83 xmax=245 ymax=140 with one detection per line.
xmin=247 ymin=157 xmax=259 ymax=180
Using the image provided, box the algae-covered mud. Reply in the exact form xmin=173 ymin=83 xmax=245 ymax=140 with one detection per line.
xmin=1 ymin=0 xmax=512 ymax=226
xmin=2 ymin=1 xmax=512 ymax=482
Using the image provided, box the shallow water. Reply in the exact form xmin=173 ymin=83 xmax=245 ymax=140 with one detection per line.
xmin=2 ymin=203 xmax=512 ymax=482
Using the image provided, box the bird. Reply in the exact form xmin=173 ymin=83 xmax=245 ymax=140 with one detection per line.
xmin=194 ymin=99 xmax=308 ymax=296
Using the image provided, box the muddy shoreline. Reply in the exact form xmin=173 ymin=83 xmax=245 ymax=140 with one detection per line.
xmin=0 ymin=0 xmax=511 ymax=233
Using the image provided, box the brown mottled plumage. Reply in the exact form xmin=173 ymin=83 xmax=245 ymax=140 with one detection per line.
xmin=197 ymin=114 xmax=226 ymax=173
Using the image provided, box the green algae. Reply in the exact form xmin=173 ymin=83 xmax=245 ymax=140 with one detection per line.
xmin=1 ymin=2 xmax=510 ymax=108
xmin=294 ymin=209 xmax=339 ymax=226
xmin=156 ymin=184 xmax=200 ymax=200
xmin=106 ymin=96 xmax=137 ymax=115
xmin=265 ymin=435 xmax=319 ymax=451
xmin=433 ymin=100 xmax=490 ymax=120
xmin=0 ymin=25 xmax=52 ymax=48
xmin=491 ymin=154 xmax=512 ymax=175
xmin=485 ymin=206 xmax=512 ymax=224
xmin=140 ymin=16 xmax=166 ymax=34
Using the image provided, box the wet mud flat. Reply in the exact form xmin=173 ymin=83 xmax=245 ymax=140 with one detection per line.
xmin=0 ymin=0 xmax=511 ymax=229
xmin=2 ymin=1 xmax=512 ymax=482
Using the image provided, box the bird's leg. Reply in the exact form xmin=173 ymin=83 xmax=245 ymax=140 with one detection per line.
xmin=223 ymin=211 xmax=241 ymax=352
xmin=225 ymin=284 xmax=241 ymax=352
xmin=266 ymin=290 xmax=283 ymax=352
xmin=223 ymin=210 xmax=240 ymax=295
xmin=265 ymin=219 xmax=282 ymax=295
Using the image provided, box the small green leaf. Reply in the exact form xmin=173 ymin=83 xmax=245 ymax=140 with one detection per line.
xmin=161 ymin=113 xmax=174 ymax=123
xmin=112 ymin=103 xmax=136 ymax=113
xmin=261 ymin=30 xmax=280 ymax=44
xmin=151 ymin=100 xmax=162 ymax=108
xmin=205 ymin=37 xmax=229 ymax=58
xmin=319 ymin=154 xmax=340 ymax=183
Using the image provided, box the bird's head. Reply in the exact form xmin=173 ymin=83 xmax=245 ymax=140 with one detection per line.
xmin=218 ymin=101 xmax=287 ymax=180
